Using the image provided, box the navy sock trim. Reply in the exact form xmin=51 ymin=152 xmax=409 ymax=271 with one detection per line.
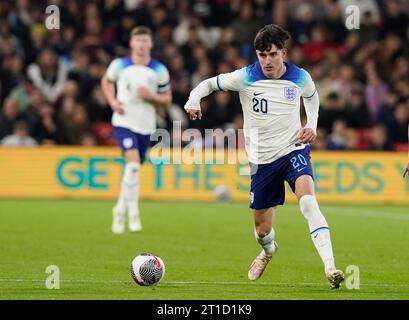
xmin=310 ymin=226 xmax=329 ymax=235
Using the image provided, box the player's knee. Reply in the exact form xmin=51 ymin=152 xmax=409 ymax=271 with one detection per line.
xmin=299 ymin=194 xmax=328 ymax=226
xmin=255 ymin=225 xmax=271 ymax=238
xmin=254 ymin=227 xmax=275 ymax=245
xmin=299 ymin=194 xmax=319 ymax=216
xmin=124 ymin=162 xmax=140 ymax=181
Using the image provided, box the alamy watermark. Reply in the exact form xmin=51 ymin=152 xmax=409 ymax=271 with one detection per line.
xmin=45 ymin=265 xmax=60 ymax=289
xmin=45 ymin=5 xmax=60 ymax=30
xmin=148 ymin=121 xmax=256 ymax=176
xmin=345 ymin=5 xmax=360 ymax=30
xmin=345 ymin=264 xmax=360 ymax=290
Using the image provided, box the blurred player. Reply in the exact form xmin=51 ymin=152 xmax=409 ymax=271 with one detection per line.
xmin=101 ymin=26 xmax=171 ymax=233
xmin=184 ymin=24 xmax=344 ymax=289
xmin=404 ymin=124 xmax=409 ymax=178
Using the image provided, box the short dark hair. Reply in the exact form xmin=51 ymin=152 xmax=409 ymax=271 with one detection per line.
xmin=130 ymin=26 xmax=153 ymax=38
xmin=254 ymin=24 xmax=291 ymax=52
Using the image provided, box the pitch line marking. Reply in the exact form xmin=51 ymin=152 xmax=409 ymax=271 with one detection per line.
xmin=0 ymin=279 xmax=408 ymax=287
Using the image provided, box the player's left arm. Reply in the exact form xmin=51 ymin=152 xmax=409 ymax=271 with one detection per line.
xmin=137 ymin=87 xmax=172 ymax=108
xmin=300 ymin=70 xmax=319 ymax=144
xmin=138 ymin=63 xmax=172 ymax=108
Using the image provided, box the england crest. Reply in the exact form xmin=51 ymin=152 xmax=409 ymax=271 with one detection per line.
xmin=284 ymin=87 xmax=297 ymax=101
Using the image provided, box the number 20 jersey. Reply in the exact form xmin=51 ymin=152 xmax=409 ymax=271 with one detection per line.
xmin=216 ymin=61 xmax=317 ymax=164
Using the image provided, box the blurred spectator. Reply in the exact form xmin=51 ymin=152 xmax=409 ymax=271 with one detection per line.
xmin=173 ymin=16 xmax=212 ymax=49
xmin=229 ymin=3 xmax=262 ymax=48
xmin=302 ymin=25 xmax=336 ymax=64
xmin=0 ymin=0 xmax=407 ymax=150
xmin=206 ymin=91 xmax=240 ymax=129
xmin=382 ymin=0 xmax=409 ymax=39
xmin=0 ymin=54 xmax=25 ymax=100
xmin=27 ymin=48 xmax=71 ymax=103
xmin=386 ymin=101 xmax=409 ymax=144
xmin=392 ymin=56 xmax=409 ymax=83
xmin=1 ymin=120 xmax=37 ymax=147
xmin=31 ymin=102 xmax=60 ymax=145
xmin=368 ymin=125 xmax=392 ymax=151
xmin=80 ymin=132 xmax=99 ymax=146
xmin=359 ymin=11 xmax=378 ymax=44
xmin=86 ymin=86 xmax=112 ymax=123
xmin=377 ymin=34 xmax=404 ymax=72
xmin=191 ymin=60 xmax=213 ymax=88
xmin=55 ymin=27 xmax=77 ymax=61
xmin=168 ymin=52 xmax=190 ymax=106
xmin=318 ymin=92 xmax=345 ymax=133
xmin=365 ymin=65 xmax=388 ymax=122
xmin=377 ymin=92 xmax=399 ymax=125
xmin=289 ymin=2 xmax=317 ymax=44
xmin=0 ymin=97 xmax=21 ymax=139
xmin=337 ymin=64 xmax=362 ymax=105
xmin=327 ymin=119 xmax=347 ymax=150
xmin=24 ymin=23 xmax=48 ymax=65
xmin=57 ymin=103 xmax=90 ymax=145
xmin=344 ymin=89 xmax=372 ymax=128
xmin=343 ymin=128 xmax=360 ymax=150
xmin=8 ymin=79 xmax=36 ymax=113
xmin=23 ymin=88 xmax=45 ymax=134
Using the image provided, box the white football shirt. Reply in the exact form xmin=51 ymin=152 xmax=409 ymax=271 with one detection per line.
xmin=106 ymin=56 xmax=170 ymax=134
xmin=217 ymin=61 xmax=317 ymax=164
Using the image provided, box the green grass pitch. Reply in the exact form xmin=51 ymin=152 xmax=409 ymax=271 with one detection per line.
xmin=0 ymin=199 xmax=408 ymax=300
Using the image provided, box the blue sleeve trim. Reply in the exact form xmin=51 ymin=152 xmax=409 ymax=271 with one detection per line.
xmin=158 ymin=85 xmax=170 ymax=93
xmin=304 ymin=89 xmax=317 ymax=99
xmin=216 ymin=76 xmax=223 ymax=91
xmin=158 ymin=82 xmax=170 ymax=88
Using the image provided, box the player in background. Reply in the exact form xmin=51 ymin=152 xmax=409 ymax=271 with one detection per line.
xmin=101 ymin=26 xmax=171 ymax=233
xmin=404 ymin=124 xmax=409 ymax=178
xmin=184 ymin=24 xmax=344 ymax=289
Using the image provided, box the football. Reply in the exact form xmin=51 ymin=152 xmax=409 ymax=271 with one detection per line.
xmin=213 ymin=184 xmax=231 ymax=201
xmin=131 ymin=253 xmax=165 ymax=286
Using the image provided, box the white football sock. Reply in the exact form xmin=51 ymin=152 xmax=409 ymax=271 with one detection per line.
xmin=115 ymin=180 xmax=127 ymax=215
xmin=121 ymin=162 xmax=140 ymax=218
xmin=255 ymin=228 xmax=276 ymax=257
xmin=299 ymin=195 xmax=335 ymax=272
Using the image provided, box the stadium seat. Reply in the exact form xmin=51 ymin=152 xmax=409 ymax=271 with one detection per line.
xmin=393 ymin=143 xmax=409 ymax=152
xmin=92 ymin=122 xmax=117 ymax=146
xmin=356 ymin=128 xmax=372 ymax=150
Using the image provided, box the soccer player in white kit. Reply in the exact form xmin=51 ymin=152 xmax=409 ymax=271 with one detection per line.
xmin=185 ymin=24 xmax=344 ymax=289
xmin=101 ymin=26 xmax=171 ymax=233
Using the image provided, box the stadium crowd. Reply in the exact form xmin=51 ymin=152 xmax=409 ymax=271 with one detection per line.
xmin=0 ymin=0 xmax=408 ymax=150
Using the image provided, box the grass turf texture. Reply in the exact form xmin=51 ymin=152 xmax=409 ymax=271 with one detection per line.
xmin=0 ymin=199 xmax=408 ymax=300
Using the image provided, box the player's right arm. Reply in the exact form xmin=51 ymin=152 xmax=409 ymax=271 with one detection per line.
xmin=101 ymin=58 xmax=125 ymax=114
xmin=101 ymin=74 xmax=124 ymax=114
xmin=184 ymin=77 xmax=217 ymax=120
xmin=184 ymin=68 xmax=246 ymax=120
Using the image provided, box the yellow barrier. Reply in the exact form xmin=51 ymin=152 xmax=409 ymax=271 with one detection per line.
xmin=0 ymin=147 xmax=408 ymax=203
